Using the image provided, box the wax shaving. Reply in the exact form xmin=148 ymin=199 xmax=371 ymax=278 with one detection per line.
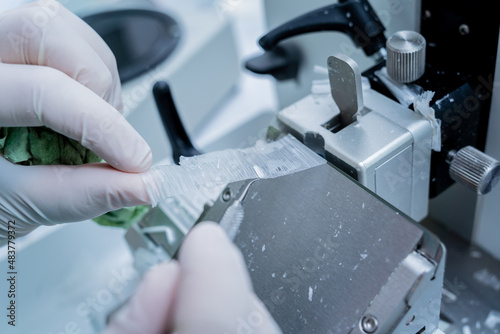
xmin=414 ymin=91 xmax=442 ymax=152
xmin=374 ymin=67 xmax=423 ymax=107
xmin=142 ymin=135 xmax=326 ymax=207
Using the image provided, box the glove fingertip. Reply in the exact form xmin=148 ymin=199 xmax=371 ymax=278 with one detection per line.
xmin=104 ymin=261 xmax=180 ymax=334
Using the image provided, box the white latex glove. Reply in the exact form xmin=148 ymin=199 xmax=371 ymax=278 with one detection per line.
xmin=104 ymin=222 xmax=283 ymax=334
xmin=0 ymin=0 xmax=152 ymax=239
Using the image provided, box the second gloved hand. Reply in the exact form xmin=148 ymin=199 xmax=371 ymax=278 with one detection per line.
xmin=104 ymin=222 xmax=283 ymax=334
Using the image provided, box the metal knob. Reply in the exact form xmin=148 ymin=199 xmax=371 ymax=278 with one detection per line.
xmin=448 ymin=146 xmax=500 ymax=195
xmin=386 ymin=30 xmax=426 ymax=83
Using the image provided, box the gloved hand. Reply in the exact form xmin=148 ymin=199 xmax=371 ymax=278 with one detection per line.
xmin=0 ymin=0 xmax=152 ymax=239
xmin=104 ymin=222 xmax=283 ymax=334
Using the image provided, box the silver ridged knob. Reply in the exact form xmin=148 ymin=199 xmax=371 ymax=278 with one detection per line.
xmin=386 ymin=30 xmax=426 ymax=83
xmin=448 ymin=146 xmax=500 ymax=195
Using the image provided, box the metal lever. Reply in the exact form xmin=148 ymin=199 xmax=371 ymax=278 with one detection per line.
xmin=152 ymin=81 xmax=201 ymax=164
xmin=245 ymin=0 xmax=386 ymax=80
xmin=328 ymin=53 xmax=364 ymax=126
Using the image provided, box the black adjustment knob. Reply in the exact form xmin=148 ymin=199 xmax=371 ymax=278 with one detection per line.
xmin=153 ymin=81 xmax=201 ymax=164
xmin=245 ymin=0 xmax=386 ymax=80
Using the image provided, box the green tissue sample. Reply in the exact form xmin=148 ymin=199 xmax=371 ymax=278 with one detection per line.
xmin=0 ymin=127 xmax=149 ymax=229
xmin=0 ymin=127 xmax=101 ymax=165
xmin=93 ymin=205 xmax=150 ymax=229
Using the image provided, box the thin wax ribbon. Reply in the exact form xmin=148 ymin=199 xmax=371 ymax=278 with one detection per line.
xmin=141 ymin=135 xmax=326 ymax=207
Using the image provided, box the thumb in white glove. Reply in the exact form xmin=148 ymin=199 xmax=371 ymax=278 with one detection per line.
xmin=104 ymin=222 xmax=283 ymax=334
xmin=0 ymin=0 xmax=152 ymax=239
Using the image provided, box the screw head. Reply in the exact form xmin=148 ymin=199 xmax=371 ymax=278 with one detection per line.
xmin=361 ymin=315 xmax=378 ymax=333
xmin=222 ymin=188 xmax=232 ymax=202
xmin=459 ymin=24 xmax=470 ymax=35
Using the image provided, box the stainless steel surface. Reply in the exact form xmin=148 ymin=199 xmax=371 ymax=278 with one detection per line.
xmin=196 ymin=180 xmax=256 ymax=240
xmin=124 ymin=207 xmax=183 ymax=273
xmin=124 ymin=194 xmax=208 ymax=271
xmin=328 ymin=53 xmax=364 ymax=126
xmin=350 ymin=250 xmax=444 ymax=334
xmin=205 ymin=163 xmax=444 ymax=333
xmin=277 ymin=80 xmax=433 ymax=221
xmin=375 ymin=145 xmax=413 ymax=214
xmin=421 ymin=219 xmax=500 ymax=334
xmin=386 ymin=30 xmax=426 ymax=83
xmin=138 ymin=208 xmax=185 ymax=257
xmin=448 ymin=146 xmax=500 ymax=195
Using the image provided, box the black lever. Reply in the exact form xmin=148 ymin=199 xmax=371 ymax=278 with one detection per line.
xmin=153 ymin=81 xmax=201 ymax=164
xmin=245 ymin=0 xmax=386 ymax=80
xmin=245 ymin=44 xmax=301 ymax=81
